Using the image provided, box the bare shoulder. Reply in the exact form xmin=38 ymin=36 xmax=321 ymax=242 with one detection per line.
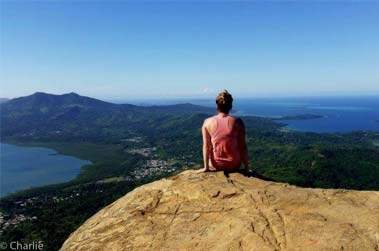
xmin=203 ymin=116 xmax=215 ymax=126
xmin=203 ymin=116 xmax=217 ymax=133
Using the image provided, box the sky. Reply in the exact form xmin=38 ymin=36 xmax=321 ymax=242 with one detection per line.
xmin=1 ymin=1 xmax=379 ymax=100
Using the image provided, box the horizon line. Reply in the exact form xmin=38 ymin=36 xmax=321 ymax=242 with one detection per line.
xmin=2 ymin=91 xmax=379 ymax=103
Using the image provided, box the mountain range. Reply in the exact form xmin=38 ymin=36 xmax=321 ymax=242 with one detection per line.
xmin=0 ymin=92 xmax=214 ymax=142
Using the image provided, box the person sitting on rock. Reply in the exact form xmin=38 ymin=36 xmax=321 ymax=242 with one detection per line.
xmin=198 ymin=90 xmax=249 ymax=173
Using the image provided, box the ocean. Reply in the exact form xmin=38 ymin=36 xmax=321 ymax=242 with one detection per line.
xmin=129 ymin=96 xmax=379 ymax=133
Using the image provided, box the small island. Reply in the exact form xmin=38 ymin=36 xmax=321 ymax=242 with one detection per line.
xmin=274 ymin=114 xmax=324 ymax=121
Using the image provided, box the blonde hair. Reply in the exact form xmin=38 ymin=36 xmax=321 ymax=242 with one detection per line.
xmin=216 ymin=90 xmax=233 ymax=113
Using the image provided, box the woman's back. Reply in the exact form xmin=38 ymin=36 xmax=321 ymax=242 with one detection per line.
xmin=206 ymin=114 xmax=242 ymax=169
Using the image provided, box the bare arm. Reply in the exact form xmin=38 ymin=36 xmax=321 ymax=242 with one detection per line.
xmin=202 ymin=121 xmax=211 ymax=171
xmin=198 ymin=119 xmax=212 ymax=172
xmin=237 ymin=118 xmax=249 ymax=169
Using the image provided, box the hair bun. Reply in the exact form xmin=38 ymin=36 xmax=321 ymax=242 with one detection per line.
xmin=216 ymin=90 xmax=233 ymax=111
xmin=218 ymin=90 xmax=232 ymax=103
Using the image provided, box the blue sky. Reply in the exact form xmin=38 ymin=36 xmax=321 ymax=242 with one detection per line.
xmin=1 ymin=1 xmax=379 ymax=99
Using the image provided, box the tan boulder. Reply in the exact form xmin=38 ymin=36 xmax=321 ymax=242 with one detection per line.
xmin=61 ymin=170 xmax=379 ymax=251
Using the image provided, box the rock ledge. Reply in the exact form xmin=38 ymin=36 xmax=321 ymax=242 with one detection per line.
xmin=61 ymin=170 xmax=379 ymax=250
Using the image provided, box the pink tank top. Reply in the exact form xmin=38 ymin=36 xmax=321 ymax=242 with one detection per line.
xmin=209 ymin=115 xmax=241 ymax=170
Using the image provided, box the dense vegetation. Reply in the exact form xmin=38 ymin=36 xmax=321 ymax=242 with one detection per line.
xmin=1 ymin=92 xmax=378 ymax=250
xmin=0 ymin=92 xmax=212 ymax=143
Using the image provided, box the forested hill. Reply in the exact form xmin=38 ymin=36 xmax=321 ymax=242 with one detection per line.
xmin=0 ymin=92 xmax=280 ymax=142
xmin=0 ymin=92 xmax=214 ymax=142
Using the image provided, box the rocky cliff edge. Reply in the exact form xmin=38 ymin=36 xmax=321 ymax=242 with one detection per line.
xmin=61 ymin=170 xmax=379 ymax=251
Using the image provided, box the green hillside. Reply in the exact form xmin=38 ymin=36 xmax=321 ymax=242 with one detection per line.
xmin=1 ymin=92 xmax=378 ymax=250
